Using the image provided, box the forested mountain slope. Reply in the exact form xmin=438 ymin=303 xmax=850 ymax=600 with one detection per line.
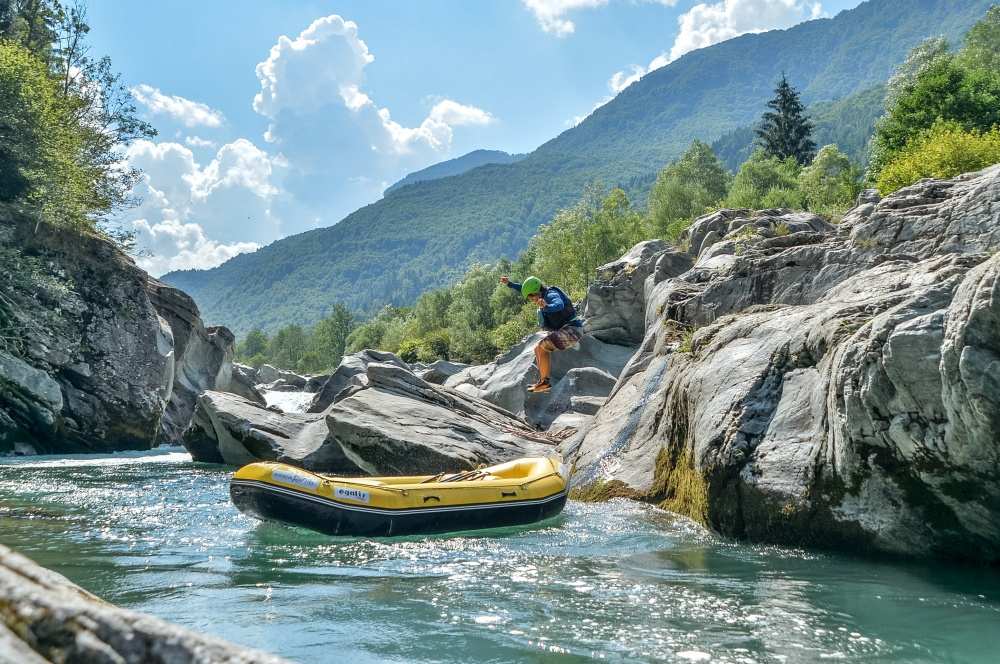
xmin=384 ymin=150 xmax=525 ymax=195
xmin=163 ymin=0 xmax=993 ymax=335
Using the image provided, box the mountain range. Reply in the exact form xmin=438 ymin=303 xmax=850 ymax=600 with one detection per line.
xmin=163 ymin=0 xmax=994 ymax=335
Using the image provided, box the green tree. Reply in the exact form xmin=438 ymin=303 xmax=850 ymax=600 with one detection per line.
xmin=237 ymin=328 xmax=269 ymax=360
xmin=725 ymin=150 xmax=803 ymax=209
xmin=529 ymin=186 xmax=644 ymax=298
xmin=0 ymin=3 xmax=153 ymax=236
xmin=310 ymin=303 xmax=354 ymax=370
xmin=268 ymin=324 xmax=308 ymax=370
xmin=647 ymin=140 xmax=730 ymax=241
xmin=958 ymin=5 xmax=1000 ymax=73
xmin=884 ymin=37 xmax=949 ymax=108
xmin=798 ymin=145 xmax=861 ymax=217
xmin=868 ymin=13 xmax=1000 ymax=182
xmin=446 ymin=264 xmax=500 ymax=363
xmin=755 ymin=74 xmax=816 ymax=165
xmin=875 ymin=121 xmax=1000 ymax=194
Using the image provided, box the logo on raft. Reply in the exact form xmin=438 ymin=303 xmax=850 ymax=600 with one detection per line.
xmin=271 ymin=468 xmax=320 ymax=490
xmin=335 ymin=486 xmax=370 ymax=503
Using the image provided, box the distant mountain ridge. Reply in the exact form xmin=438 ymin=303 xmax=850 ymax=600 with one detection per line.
xmin=385 ymin=150 xmax=525 ymax=195
xmin=163 ymin=0 xmax=994 ymax=335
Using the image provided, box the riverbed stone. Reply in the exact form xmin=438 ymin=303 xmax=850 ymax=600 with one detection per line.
xmin=0 ymin=544 xmax=290 ymax=663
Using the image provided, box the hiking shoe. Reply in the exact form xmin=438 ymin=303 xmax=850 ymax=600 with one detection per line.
xmin=528 ymin=378 xmax=551 ymax=393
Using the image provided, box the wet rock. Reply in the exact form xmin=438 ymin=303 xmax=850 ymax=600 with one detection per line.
xmin=0 ymin=543 xmax=290 ymax=663
xmin=184 ymin=362 xmax=556 ymax=475
xmin=583 ymin=240 xmax=692 ymax=346
xmin=256 ymin=365 xmax=306 ymax=388
xmin=327 ymin=363 xmax=555 ymax=475
xmin=226 ymin=363 xmax=266 ymax=405
xmin=185 ymin=391 xmax=360 ymax=472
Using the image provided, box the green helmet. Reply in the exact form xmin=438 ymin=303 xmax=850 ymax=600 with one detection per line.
xmin=521 ymin=276 xmax=542 ymax=298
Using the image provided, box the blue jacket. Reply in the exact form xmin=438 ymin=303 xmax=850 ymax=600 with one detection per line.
xmin=506 ymin=281 xmax=582 ymax=331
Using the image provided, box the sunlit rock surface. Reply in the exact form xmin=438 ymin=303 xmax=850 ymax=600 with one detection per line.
xmin=570 ymin=166 xmax=1000 ymax=562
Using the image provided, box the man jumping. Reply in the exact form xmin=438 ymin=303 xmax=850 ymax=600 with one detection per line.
xmin=499 ymin=275 xmax=583 ymax=393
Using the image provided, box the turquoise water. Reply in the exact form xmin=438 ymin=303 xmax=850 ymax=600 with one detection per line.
xmin=1 ymin=449 xmax=999 ymax=663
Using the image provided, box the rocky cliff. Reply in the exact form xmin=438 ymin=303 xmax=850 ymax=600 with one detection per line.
xmin=0 ymin=213 xmax=239 ymax=454
xmin=569 ymin=166 xmax=1000 ymax=563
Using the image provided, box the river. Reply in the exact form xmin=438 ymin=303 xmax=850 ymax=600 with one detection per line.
xmin=1 ymin=449 xmax=998 ymax=663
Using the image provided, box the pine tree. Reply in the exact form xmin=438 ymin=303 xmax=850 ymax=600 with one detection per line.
xmin=755 ymin=74 xmax=816 ymax=165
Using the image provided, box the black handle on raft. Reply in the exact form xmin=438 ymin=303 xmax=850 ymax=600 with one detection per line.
xmin=501 ymin=491 xmax=517 ymax=497
xmin=423 ymin=496 xmax=441 ymax=503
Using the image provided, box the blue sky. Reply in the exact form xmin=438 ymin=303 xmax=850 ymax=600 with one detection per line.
xmin=86 ymin=0 xmax=862 ymax=275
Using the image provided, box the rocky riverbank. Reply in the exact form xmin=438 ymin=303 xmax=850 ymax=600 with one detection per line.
xmin=175 ymin=167 xmax=1000 ymax=562
xmin=0 ymin=543 xmax=290 ymax=663
xmin=568 ymin=167 xmax=1000 ymax=563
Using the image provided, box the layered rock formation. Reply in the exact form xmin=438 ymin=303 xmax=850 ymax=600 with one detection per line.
xmin=0 ymin=543 xmax=289 ymax=663
xmin=0 ymin=214 xmax=239 ymax=453
xmin=186 ymin=359 xmax=556 ymax=474
xmin=569 ymin=167 xmax=1000 ymax=562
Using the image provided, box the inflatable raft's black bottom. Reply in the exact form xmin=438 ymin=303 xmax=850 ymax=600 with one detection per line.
xmin=230 ymin=480 xmax=568 ymax=537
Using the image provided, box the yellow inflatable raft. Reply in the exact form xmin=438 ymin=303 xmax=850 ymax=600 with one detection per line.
xmin=230 ymin=457 xmax=569 ymax=536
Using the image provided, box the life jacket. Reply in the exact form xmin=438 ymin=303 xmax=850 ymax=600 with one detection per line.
xmin=540 ymin=286 xmax=578 ymax=331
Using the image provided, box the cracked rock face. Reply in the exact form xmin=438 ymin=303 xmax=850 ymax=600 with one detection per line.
xmin=570 ymin=166 xmax=1000 ymax=562
xmin=0 ymin=216 xmax=237 ymax=453
xmin=0 ymin=543 xmax=290 ymax=663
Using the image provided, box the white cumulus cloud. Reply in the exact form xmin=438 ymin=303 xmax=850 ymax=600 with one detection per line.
xmin=522 ymin=0 xmax=677 ymax=36
xmin=669 ymin=0 xmax=822 ymax=61
xmin=249 ymin=14 xmax=496 ymax=227
xmin=521 ymin=0 xmax=607 ymax=36
xmin=253 ymin=14 xmax=493 ymax=157
xmin=130 ymin=84 xmax=225 ymax=128
xmin=120 ymin=139 xmax=283 ymax=275
xmin=184 ymin=136 xmax=217 ymax=149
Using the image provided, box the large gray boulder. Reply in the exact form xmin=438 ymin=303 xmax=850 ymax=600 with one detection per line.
xmin=184 ymin=361 xmax=555 ymax=475
xmin=446 ymin=332 xmax=633 ymax=427
xmin=0 ymin=543 xmax=290 ymax=663
xmin=227 ymin=363 xmax=266 ymax=405
xmin=0 ymin=214 xmax=234 ymax=453
xmin=147 ymin=280 xmax=236 ymax=443
xmin=184 ymin=391 xmax=359 ymax=472
xmin=307 ymin=349 xmax=409 ymax=412
xmin=256 ymin=364 xmax=306 ymax=388
xmin=327 ymin=363 xmax=555 ymax=474
xmin=570 ymin=166 xmax=1000 ymax=562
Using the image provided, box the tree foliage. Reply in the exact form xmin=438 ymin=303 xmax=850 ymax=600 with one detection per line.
xmin=868 ymin=12 xmax=1000 ymax=182
xmin=648 ymin=141 xmax=730 ymax=241
xmin=798 ymin=145 xmax=862 ymax=217
xmin=875 ymin=121 xmax=1000 ymax=194
xmin=0 ymin=0 xmax=154 ymax=237
xmin=725 ymin=150 xmax=802 ymax=209
xmin=755 ymin=74 xmax=816 ymax=165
